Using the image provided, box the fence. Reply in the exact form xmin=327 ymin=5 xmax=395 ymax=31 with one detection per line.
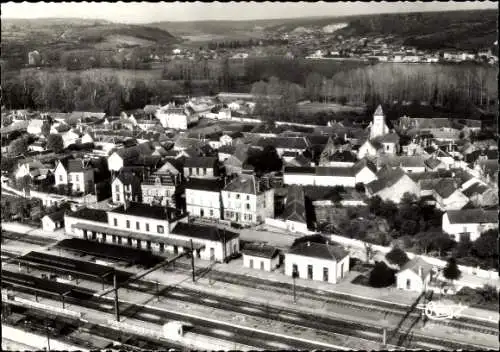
xmin=327 ymin=233 xmax=499 ymax=281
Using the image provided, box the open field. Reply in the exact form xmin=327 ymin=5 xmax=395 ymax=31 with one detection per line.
xmin=298 ymin=102 xmax=366 ymax=115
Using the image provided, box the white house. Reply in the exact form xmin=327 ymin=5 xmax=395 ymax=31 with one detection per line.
xmin=27 ymin=119 xmax=45 ymax=135
xmin=61 ymin=130 xmax=81 ymax=148
xmin=54 ymin=158 xmax=95 ymax=194
xmin=242 ymin=243 xmax=280 ymax=272
xmin=41 ymin=210 xmax=65 ymax=232
xmin=285 ymin=242 xmax=350 ymax=284
xmin=357 ymin=140 xmax=380 ymax=159
xmin=442 ymin=209 xmax=498 ymax=242
xmin=14 ymin=160 xmax=45 ymax=179
xmin=222 ymin=174 xmax=274 ymax=225
xmin=366 ymin=168 xmax=420 ymax=204
xmin=155 ymin=104 xmax=199 ymax=130
xmin=111 ymin=172 xmax=142 ymax=204
xmin=185 ymin=178 xmax=224 ymax=220
xmin=396 ymin=257 xmax=434 ymax=292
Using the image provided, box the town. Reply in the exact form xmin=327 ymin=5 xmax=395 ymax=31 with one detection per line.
xmin=1 ymin=3 xmax=498 ymax=352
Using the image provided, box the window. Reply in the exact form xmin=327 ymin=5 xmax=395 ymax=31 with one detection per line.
xmin=76 ymin=175 xmax=80 ymax=182
xmin=323 ymin=267 xmax=329 ymax=282
xmin=340 ymin=263 xmax=344 ymax=279
xmin=249 ymin=259 xmax=254 ymax=269
xmin=406 ymin=278 xmax=411 ymax=290
xmin=246 ymin=204 xmax=250 ymax=210
xmin=59 ymin=175 xmax=63 ymax=182
xmin=115 ymin=194 xmax=120 ymax=202
xmin=115 ymin=185 xmax=120 ymax=193
xmin=386 ymin=145 xmax=390 ymax=151
xmin=209 ymin=209 xmax=214 ymax=217
xmin=146 ymin=223 xmax=150 ymax=232
xmin=204 ymin=168 xmax=207 ymax=176
xmin=127 ymin=237 xmax=132 ymax=246
xmin=136 ymin=222 xmax=140 ymax=230
xmin=69 ymin=175 xmax=72 ymax=182
xmin=157 ymin=225 xmax=164 ymax=234
xmin=147 ymin=240 xmax=152 ymax=250
xmin=292 ymin=264 xmax=298 ymax=276
xmin=112 ymin=235 xmax=116 ymax=243
xmin=159 ymin=243 xmax=165 ymax=252
xmin=307 ymin=265 xmax=313 ymax=279
xmin=260 ymin=261 xmax=264 ymax=270
xmin=236 ymin=194 xmax=240 ymax=199
xmin=126 ymin=220 xmax=130 ymax=229
xmin=248 ymin=214 xmax=252 ymax=221
xmin=246 ymin=195 xmax=250 ymax=200
xmin=210 ymin=248 xmax=215 ymax=261
xmin=113 ymin=218 xmax=118 ymax=226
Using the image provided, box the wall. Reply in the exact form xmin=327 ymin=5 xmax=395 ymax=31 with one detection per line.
xmin=108 ymin=211 xmax=174 ymax=234
xmin=107 ymin=153 xmax=124 ymax=172
xmin=265 ymin=217 xmax=288 ymax=229
xmin=230 ymin=117 xmax=262 ymax=124
xmin=2 ymin=325 xmax=86 ymax=352
xmin=243 ymin=254 xmax=274 ymax=271
xmin=64 ymin=214 xmax=108 ymax=235
xmin=285 ymin=252 xmax=340 ymax=284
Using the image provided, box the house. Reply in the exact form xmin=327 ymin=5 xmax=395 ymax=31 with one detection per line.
xmin=285 ymin=242 xmax=350 ymax=284
xmin=183 ymin=157 xmax=219 ymax=178
xmin=368 ymin=105 xmax=390 ymax=139
xmin=54 ymin=158 xmax=95 ymax=193
xmin=218 ymin=145 xmax=236 ymax=162
xmin=27 ymin=119 xmax=46 ymax=135
xmin=141 ymin=162 xmax=182 ymax=207
xmin=357 ymin=140 xmax=381 ymax=159
xmin=28 ymin=140 xmax=47 ymax=153
xmin=222 ymin=174 xmax=274 ymax=226
xmin=42 ymin=210 xmax=65 ymax=232
xmin=424 ymin=157 xmax=447 ymax=172
xmin=282 ymin=186 xmax=308 ymax=233
xmin=220 ymin=131 xmax=244 ymax=146
xmin=256 ymin=137 xmax=309 ymax=157
xmin=396 ymin=257 xmax=434 ymax=292
xmin=377 ymin=133 xmax=400 ymax=155
xmin=377 ymin=155 xmax=427 ymax=173
xmin=107 ymin=143 xmax=154 ymax=173
xmin=155 ymin=104 xmax=199 ymax=130
xmin=475 ymin=160 xmax=499 ymax=185
xmin=431 ymin=178 xmax=469 ymax=211
xmin=242 ymin=243 xmax=280 ymax=271
xmin=223 ymin=144 xmax=251 ymax=175
xmin=185 ymin=178 xmax=224 ymax=220
xmin=462 ymin=182 xmax=498 ymax=207
xmin=366 ymin=168 xmax=420 ymax=204
xmin=352 ymin=158 xmax=378 ymax=184
xmin=61 ymin=130 xmax=81 ymax=148
xmin=14 ymin=160 xmax=46 ymax=179
xmin=111 ymin=172 xmax=142 ymax=204
xmin=286 ymin=154 xmax=313 ymax=168
xmin=442 ymin=209 xmax=498 ymax=242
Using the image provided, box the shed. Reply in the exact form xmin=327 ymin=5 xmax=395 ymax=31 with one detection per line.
xmin=42 ymin=210 xmax=65 ymax=232
xmin=241 ymin=243 xmax=280 ymax=272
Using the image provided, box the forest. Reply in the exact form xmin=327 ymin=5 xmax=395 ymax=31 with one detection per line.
xmin=1 ymin=57 xmax=497 ymax=121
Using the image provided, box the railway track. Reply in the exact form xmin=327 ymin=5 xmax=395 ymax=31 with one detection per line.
xmin=1 ymin=230 xmax=57 ymax=247
xmin=2 ymin=304 xmax=182 ymax=351
xmin=172 ymin=261 xmax=498 ymax=334
xmin=2 ymin=268 xmax=493 ymax=351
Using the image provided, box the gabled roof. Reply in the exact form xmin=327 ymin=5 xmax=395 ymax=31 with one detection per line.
xmin=424 ymin=157 xmax=444 ymax=169
xmin=283 ymin=185 xmax=307 ymax=223
xmin=218 ymin=145 xmax=236 ymax=155
xmin=446 ymin=209 xmax=498 ymax=224
xmin=433 ymin=178 xmax=459 ymax=198
xmin=241 ymin=243 xmax=279 ymax=259
xmin=461 ymin=182 xmax=489 ymax=197
xmin=352 ymin=158 xmax=377 ymax=175
xmin=398 ymin=257 xmax=433 ymax=278
xmin=44 ymin=210 xmax=65 ymax=222
xmin=257 ymin=137 xmax=309 ymax=150
xmin=316 ymin=167 xmax=355 ymax=177
xmin=288 ymin=242 xmax=348 ymax=261
xmin=224 ymin=174 xmax=260 ymax=194
xmin=172 ymin=222 xmax=239 ymax=242
xmin=374 ymin=104 xmax=384 ymax=116
xmin=67 ymin=158 xmax=92 ymax=173
xmin=378 ymin=133 xmax=400 ymax=144
xmin=114 ymin=171 xmax=141 ymax=186
xmin=366 ymin=168 xmax=408 ymax=194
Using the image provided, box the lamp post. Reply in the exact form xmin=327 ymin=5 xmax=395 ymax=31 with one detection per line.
xmin=292 ymin=270 xmax=298 ymax=304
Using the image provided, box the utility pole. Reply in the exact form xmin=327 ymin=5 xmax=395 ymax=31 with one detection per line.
xmin=45 ymin=321 xmax=51 ymax=351
xmin=156 ymin=280 xmax=160 ymax=302
xmin=292 ymin=270 xmax=298 ymax=304
xmin=113 ymin=273 xmax=120 ymax=322
xmin=190 ymin=239 xmax=195 ymax=282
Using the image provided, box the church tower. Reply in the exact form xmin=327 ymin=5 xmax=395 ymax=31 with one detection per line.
xmin=370 ymin=104 xmax=389 ymax=140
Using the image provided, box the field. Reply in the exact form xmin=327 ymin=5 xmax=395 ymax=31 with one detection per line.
xmin=297 ymin=102 xmax=365 ymax=115
xmin=93 ymin=35 xmax=156 ymax=49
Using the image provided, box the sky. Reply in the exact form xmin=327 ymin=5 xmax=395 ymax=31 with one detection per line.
xmin=2 ymin=1 xmax=498 ymax=23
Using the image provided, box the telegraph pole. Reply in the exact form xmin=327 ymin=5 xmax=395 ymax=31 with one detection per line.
xmin=113 ymin=273 xmax=120 ymax=322
xmin=292 ymin=270 xmax=298 ymax=303
xmin=190 ymin=239 xmax=195 ymax=282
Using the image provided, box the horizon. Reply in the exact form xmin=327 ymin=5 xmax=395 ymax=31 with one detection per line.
xmin=2 ymin=1 xmax=498 ymax=24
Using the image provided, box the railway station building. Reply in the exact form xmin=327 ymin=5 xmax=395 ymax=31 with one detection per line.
xmin=64 ymin=202 xmax=240 ymax=262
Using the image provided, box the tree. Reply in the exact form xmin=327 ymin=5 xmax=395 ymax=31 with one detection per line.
xmin=472 ymin=229 xmax=499 ymax=259
xmin=46 ymin=133 xmax=64 ymax=153
xmin=41 ymin=121 xmax=51 ymax=137
xmin=246 ymin=145 xmax=282 ymax=175
xmin=9 ymin=137 xmax=28 ymax=156
xmin=355 ymin=182 xmax=365 ymax=193
xmin=369 ymin=262 xmax=396 ymax=288
xmin=385 ymin=247 xmax=410 ymax=267
xmin=443 ymin=257 xmax=461 ymax=282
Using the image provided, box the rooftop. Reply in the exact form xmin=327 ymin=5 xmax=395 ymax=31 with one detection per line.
xmin=241 ymin=243 xmax=279 ymax=259
xmin=446 ymin=209 xmax=498 ymax=224
xmin=110 ymin=202 xmax=182 ymax=221
xmin=288 ymin=242 xmax=349 ymax=261
xmin=172 ymin=222 xmax=239 ymax=242
xmin=67 ymin=208 xmax=108 ymax=223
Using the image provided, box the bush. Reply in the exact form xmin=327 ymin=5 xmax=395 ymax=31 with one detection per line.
xmin=443 ymin=257 xmax=461 ymax=281
xmin=386 ymin=247 xmax=410 ymax=267
xmin=369 ymin=261 xmax=396 ymax=288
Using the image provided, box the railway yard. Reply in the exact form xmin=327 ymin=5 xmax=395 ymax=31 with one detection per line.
xmin=1 ymin=229 xmax=499 ymax=351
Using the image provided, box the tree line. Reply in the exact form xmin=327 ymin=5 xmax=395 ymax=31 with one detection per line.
xmin=207 ymin=38 xmax=288 ymax=50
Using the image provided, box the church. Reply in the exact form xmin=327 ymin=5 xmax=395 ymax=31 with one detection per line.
xmin=368 ymin=105 xmax=390 ymax=140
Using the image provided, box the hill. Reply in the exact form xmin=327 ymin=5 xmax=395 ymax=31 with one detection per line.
xmin=1 ymin=18 xmax=179 ymax=69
